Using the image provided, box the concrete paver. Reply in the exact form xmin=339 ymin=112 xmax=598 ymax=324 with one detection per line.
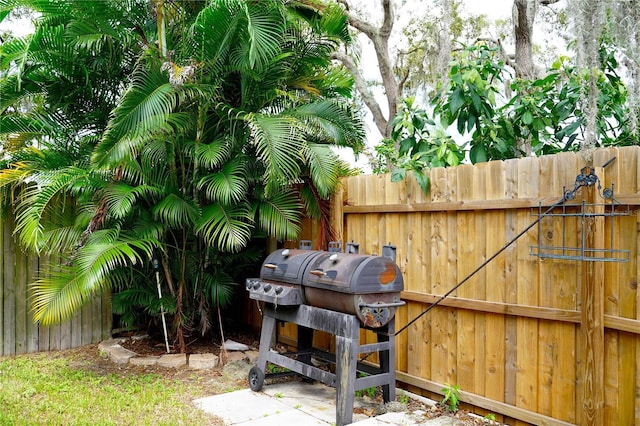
xmin=193 ymin=381 xmax=447 ymax=426
xmin=194 ymin=387 xmax=314 ymax=425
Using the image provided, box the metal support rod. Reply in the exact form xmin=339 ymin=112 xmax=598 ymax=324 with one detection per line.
xmin=153 ymin=256 xmax=171 ymax=354
xmin=155 ymin=271 xmax=171 ymax=353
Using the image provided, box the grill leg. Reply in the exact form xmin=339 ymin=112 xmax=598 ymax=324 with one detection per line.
xmin=255 ymin=310 xmax=277 ymax=377
xmin=335 ymin=322 xmax=359 ymax=426
xmin=378 ymin=318 xmax=396 ymax=403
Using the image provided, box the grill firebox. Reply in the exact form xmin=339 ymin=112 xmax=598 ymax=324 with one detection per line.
xmin=246 ymin=242 xmax=404 ymax=426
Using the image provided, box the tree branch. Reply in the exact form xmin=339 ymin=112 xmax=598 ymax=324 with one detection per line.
xmin=333 ymin=50 xmax=388 ymax=137
xmin=299 ymin=0 xmax=400 ymax=138
xmin=339 ymin=3 xmax=379 ymax=37
xmin=380 ymin=0 xmax=394 ymax=37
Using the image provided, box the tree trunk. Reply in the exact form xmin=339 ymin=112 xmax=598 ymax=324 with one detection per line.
xmin=513 ymin=0 xmax=537 ymax=79
xmin=437 ymin=0 xmax=453 ymax=90
xmin=512 ymin=0 xmax=538 ymax=156
xmin=335 ymin=0 xmax=400 ymax=140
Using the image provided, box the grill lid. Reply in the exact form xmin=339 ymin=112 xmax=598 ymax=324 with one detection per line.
xmin=303 ymin=252 xmax=403 ymax=294
xmin=259 ymin=248 xmax=322 ymax=285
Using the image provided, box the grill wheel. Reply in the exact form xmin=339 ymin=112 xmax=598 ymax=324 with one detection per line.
xmin=248 ymin=366 xmax=265 ymax=391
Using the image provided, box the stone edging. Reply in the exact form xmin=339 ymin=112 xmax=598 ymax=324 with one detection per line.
xmin=98 ymin=338 xmax=229 ymax=370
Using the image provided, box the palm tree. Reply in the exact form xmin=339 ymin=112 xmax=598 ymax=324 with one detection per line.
xmin=1 ymin=0 xmax=363 ymax=351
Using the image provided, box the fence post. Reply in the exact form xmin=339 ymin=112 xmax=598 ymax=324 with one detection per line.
xmin=332 ymin=181 xmax=345 ymax=243
xmin=580 ymin=167 xmax=605 ymax=425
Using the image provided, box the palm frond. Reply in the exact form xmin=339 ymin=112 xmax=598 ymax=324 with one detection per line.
xmin=0 ymin=36 xmax=30 ymax=88
xmin=240 ymin=0 xmax=286 ymax=71
xmin=191 ymin=0 xmax=285 ymax=73
xmin=287 ymin=0 xmax=351 ymax=45
xmin=0 ymin=159 xmax=37 ymax=189
xmin=203 ymin=270 xmax=237 ymax=307
xmin=104 ymin=182 xmax=161 ymax=220
xmin=130 ymin=210 xmax=168 ymax=241
xmin=93 ymin=61 xmax=181 ymax=167
xmin=303 ymin=143 xmax=340 ymax=198
xmin=30 ymin=266 xmax=88 ymax=325
xmin=41 ymin=224 xmax=83 ymax=256
xmin=0 ymin=114 xmax=47 ymax=137
xmin=253 ymin=189 xmax=301 ymax=241
xmin=190 ymin=0 xmax=241 ymax=73
xmin=74 ymin=229 xmax=158 ymax=290
xmin=197 ymin=157 xmax=248 ymax=204
xmin=316 ymin=66 xmax=355 ymax=98
xmin=151 ymin=192 xmax=201 ymax=229
xmin=288 ymin=99 xmax=365 ymax=149
xmin=112 ymin=284 xmax=176 ymax=318
xmin=31 ymin=228 xmax=158 ymax=325
xmin=192 ymin=138 xmax=230 ymax=169
xmin=246 ymin=113 xmax=304 ymax=191
xmin=195 ymin=201 xmax=253 ymax=252
xmin=139 ymin=139 xmax=172 ymax=185
xmin=14 ymin=166 xmax=93 ymax=252
xmin=299 ymin=184 xmax=320 ymax=219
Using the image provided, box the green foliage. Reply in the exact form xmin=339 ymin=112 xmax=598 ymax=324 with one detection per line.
xmin=375 ymin=97 xmax=463 ymax=192
xmin=441 ymin=383 xmax=461 ymax=413
xmin=437 ymin=41 xmax=636 ymax=159
xmin=354 ymin=385 xmax=377 ymax=399
xmin=381 ymin=39 xmax=636 ymax=191
xmin=484 ymin=413 xmax=497 ymax=422
xmin=498 ymin=44 xmax=635 ymax=155
xmin=266 ymin=363 xmax=289 ymax=374
xmin=0 ymin=0 xmax=364 ymax=345
xmin=353 ymin=372 xmax=378 ymax=398
xmin=433 ymin=42 xmax=515 ymax=163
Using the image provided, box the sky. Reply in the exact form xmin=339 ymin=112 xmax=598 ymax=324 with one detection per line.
xmin=465 ymin=0 xmax=513 ymax=18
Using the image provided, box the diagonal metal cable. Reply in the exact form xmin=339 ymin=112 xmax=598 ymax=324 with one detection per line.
xmin=394 ymin=196 xmax=566 ymax=337
xmin=395 ymin=158 xmax=618 ymax=337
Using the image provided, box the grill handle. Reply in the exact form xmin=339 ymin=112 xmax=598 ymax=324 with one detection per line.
xmin=263 ymin=263 xmax=278 ymax=270
xmin=308 ymin=270 xmax=326 ymax=277
xmin=358 ymin=301 xmax=405 ymax=308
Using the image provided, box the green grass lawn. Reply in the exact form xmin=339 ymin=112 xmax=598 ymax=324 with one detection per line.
xmin=0 ymin=349 xmax=221 ymax=425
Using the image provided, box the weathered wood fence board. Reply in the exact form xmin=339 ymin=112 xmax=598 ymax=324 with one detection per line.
xmin=325 ymin=146 xmax=640 ymax=425
xmin=1 ymin=211 xmax=111 ymax=357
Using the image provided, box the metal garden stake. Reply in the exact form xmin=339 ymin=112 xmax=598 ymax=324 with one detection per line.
xmin=153 ymin=256 xmax=171 ymax=353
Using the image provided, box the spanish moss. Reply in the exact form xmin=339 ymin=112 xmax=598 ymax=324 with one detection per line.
xmin=609 ymin=0 xmax=640 ymax=136
xmin=571 ymin=0 xmax=606 ymax=158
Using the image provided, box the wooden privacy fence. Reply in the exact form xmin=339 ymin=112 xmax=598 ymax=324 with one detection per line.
xmin=322 ymin=146 xmax=639 ymax=425
xmin=1 ymin=212 xmax=111 ymax=357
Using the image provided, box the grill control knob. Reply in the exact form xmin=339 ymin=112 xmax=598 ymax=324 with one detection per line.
xmin=275 ymin=286 xmax=283 ymax=295
xmin=263 ymin=284 xmax=272 ymax=293
xmin=252 ymin=282 xmax=261 ymax=290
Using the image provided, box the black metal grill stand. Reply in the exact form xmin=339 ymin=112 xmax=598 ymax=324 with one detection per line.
xmin=248 ymin=304 xmax=397 ymax=426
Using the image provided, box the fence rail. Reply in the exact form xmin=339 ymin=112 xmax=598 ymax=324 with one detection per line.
xmin=321 ymin=147 xmax=639 ymax=425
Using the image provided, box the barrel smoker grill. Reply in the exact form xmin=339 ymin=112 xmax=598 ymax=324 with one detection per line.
xmin=246 ymin=242 xmax=404 ymax=426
